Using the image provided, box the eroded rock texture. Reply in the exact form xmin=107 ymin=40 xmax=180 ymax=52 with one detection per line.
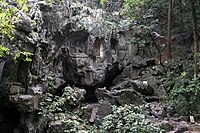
xmin=0 ymin=0 xmax=173 ymax=132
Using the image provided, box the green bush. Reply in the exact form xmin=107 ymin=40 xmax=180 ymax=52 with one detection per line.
xmin=38 ymin=86 xmax=90 ymax=132
xmin=99 ymin=104 xmax=163 ymax=133
xmin=170 ymin=78 xmax=200 ymax=115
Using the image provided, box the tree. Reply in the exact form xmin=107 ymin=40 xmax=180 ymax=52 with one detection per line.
xmin=167 ymin=0 xmax=172 ymax=59
xmin=100 ymin=0 xmax=151 ymax=19
xmin=190 ymin=0 xmax=199 ymax=79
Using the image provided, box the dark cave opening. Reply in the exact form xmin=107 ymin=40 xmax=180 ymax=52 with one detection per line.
xmin=0 ymin=104 xmax=22 ymax=133
xmin=104 ymin=62 xmax=124 ymax=89
xmin=84 ymin=87 xmax=98 ymax=103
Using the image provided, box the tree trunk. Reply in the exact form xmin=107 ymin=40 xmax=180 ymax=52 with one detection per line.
xmin=190 ymin=0 xmax=199 ymax=79
xmin=167 ymin=0 xmax=172 ymax=59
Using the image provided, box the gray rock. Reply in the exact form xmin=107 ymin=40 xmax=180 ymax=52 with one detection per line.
xmin=174 ymin=121 xmax=189 ymax=133
xmin=48 ymin=121 xmax=65 ymax=133
xmin=10 ymin=84 xmax=25 ymax=95
xmin=115 ymin=89 xmax=143 ymax=105
xmin=0 ymin=60 xmax=5 ymax=82
xmin=17 ymin=95 xmax=39 ymax=112
xmin=28 ymin=85 xmax=43 ymax=95
xmin=160 ymin=120 xmax=174 ymax=131
xmin=97 ymin=100 xmax=112 ymax=120
xmin=130 ymin=80 xmax=154 ymax=96
xmin=82 ymin=103 xmax=99 ymax=122
xmin=96 ymin=87 xmax=143 ymax=106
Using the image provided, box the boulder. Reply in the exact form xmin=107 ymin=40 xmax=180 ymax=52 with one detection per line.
xmin=97 ymin=100 xmax=112 ymax=121
xmin=49 ymin=121 xmax=66 ymax=133
xmin=130 ymin=80 xmax=154 ymax=96
xmin=17 ymin=95 xmax=39 ymax=112
xmin=82 ymin=100 xmax=112 ymax=126
xmin=96 ymin=87 xmax=143 ymax=106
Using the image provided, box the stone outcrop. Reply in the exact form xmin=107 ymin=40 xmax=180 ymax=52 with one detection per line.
xmin=0 ymin=0 xmax=177 ymax=132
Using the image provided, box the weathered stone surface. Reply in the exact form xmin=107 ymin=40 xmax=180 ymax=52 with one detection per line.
xmin=49 ymin=121 xmax=66 ymax=133
xmin=160 ymin=120 xmax=174 ymax=131
xmin=97 ymin=100 xmax=112 ymax=120
xmin=130 ymin=80 xmax=154 ymax=96
xmin=96 ymin=87 xmax=143 ymax=105
xmin=82 ymin=100 xmax=112 ymax=126
xmin=28 ymin=85 xmax=43 ymax=95
xmin=17 ymin=95 xmax=38 ymax=112
xmin=0 ymin=58 xmax=18 ymax=97
xmin=9 ymin=95 xmax=19 ymax=103
xmin=174 ymin=122 xmax=189 ymax=133
xmin=0 ymin=0 xmax=179 ymax=132
xmin=82 ymin=103 xmax=99 ymax=122
xmin=116 ymin=90 xmax=143 ymax=105
xmin=10 ymin=84 xmax=25 ymax=95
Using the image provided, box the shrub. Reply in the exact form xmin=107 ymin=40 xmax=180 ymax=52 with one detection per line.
xmin=38 ymin=86 xmax=89 ymax=132
xmin=100 ymin=104 xmax=163 ymax=133
xmin=170 ymin=78 xmax=200 ymax=115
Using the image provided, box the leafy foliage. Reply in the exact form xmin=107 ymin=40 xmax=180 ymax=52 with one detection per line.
xmin=170 ymin=78 xmax=200 ymax=115
xmin=46 ymin=76 xmax=55 ymax=92
xmin=122 ymin=0 xmax=152 ymax=19
xmin=100 ymin=104 xmax=163 ymax=133
xmin=0 ymin=45 xmax=12 ymax=58
xmin=47 ymin=0 xmax=61 ymax=4
xmin=0 ymin=0 xmax=28 ymax=39
xmin=14 ymin=51 xmax=33 ymax=62
xmin=132 ymin=26 xmax=151 ymax=48
xmin=100 ymin=0 xmax=109 ymax=5
xmin=38 ymin=86 xmax=90 ymax=132
xmin=0 ymin=0 xmax=30 ymax=59
xmin=100 ymin=0 xmax=151 ymax=19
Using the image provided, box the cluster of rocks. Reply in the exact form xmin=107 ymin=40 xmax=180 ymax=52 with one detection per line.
xmin=0 ymin=0 xmax=197 ymax=132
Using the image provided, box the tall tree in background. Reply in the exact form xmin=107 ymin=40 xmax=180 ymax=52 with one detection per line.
xmin=167 ymin=0 xmax=172 ymax=59
xmin=190 ymin=0 xmax=199 ymax=79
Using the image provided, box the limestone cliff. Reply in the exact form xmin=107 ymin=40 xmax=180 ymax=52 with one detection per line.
xmin=0 ymin=0 xmax=193 ymax=132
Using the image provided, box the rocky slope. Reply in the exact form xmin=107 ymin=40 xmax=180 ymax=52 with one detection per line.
xmin=0 ymin=0 xmax=198 ymax=132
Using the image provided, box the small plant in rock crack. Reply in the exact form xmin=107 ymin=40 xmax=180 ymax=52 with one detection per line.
xmin=46 ymin=76 xmax=55 ymax=93
xmin=14 ymin=51 xmax=33 ymax=62
xmin=0 ymin=45 xmax=12 ymax=58
xmin=99 ymin=104 xmax=164 ymax=133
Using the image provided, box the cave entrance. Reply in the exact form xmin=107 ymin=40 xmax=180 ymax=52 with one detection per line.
xmin=93 ymin=38 xmax=101 ymax=56
xmin=87 ymin=37 xmax=104 ymax=58
xmin=110 ymin=38 xmax=118 ymax=55
xmin=0 ymin=101 xmax=22 ymax=133
xmin=84 ymin=87 xmax=98 ymax=103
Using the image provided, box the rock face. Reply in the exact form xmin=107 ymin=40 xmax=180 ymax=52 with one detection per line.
xmin=0 ymin=0 xmax=173 ymax=132
xmin=0 ymin=0 xmax=164 ymax=98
